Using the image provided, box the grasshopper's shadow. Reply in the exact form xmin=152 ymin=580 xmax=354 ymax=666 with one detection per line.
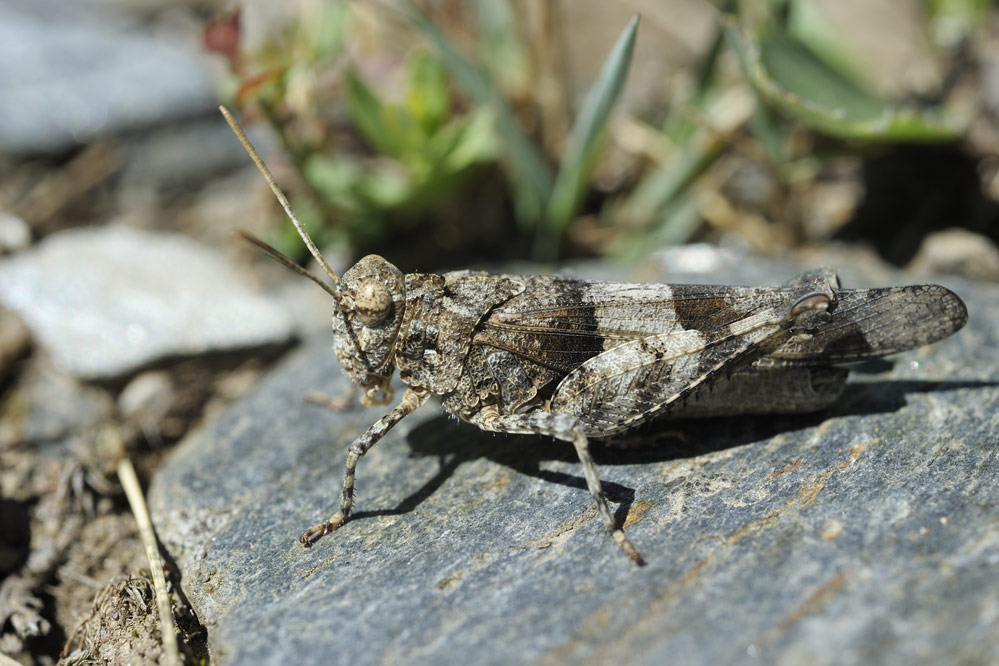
xmin=351 ymin=378 xmax=990 ymax=527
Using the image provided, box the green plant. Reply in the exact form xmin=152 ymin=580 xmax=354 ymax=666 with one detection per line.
xmin=611 ymin=0 xmax=967 ymax=257
xmin=215 ymin=3 xmax=639 ymax=262
xmin=212 ymin=0 xmax=991 ymax=266
xmin=407 ymin=6 xmax=639 ymax=259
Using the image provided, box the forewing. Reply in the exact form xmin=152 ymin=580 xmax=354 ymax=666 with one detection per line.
xmin=473 ymin=276 xmax=788 ymax=374
xmin=549 ymin=307 xmax=794 ymax=436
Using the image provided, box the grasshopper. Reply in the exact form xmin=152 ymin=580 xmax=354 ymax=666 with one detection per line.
xmin=221 ymin=107 xmax=968 ymax=563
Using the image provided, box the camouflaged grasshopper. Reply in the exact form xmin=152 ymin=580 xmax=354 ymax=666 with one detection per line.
xmin=221 ymin=107 xmax=968 ymax=563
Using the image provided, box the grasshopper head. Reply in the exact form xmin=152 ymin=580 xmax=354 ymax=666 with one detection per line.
xmin=333 ymin=255 xmax=406 ymax=406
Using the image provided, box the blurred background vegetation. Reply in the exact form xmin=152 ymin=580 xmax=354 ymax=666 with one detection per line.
xmin=207 ymin=0 xmax=998 ymax=277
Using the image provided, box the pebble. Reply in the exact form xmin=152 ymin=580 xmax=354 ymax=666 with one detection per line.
xmin=909 ymin=228 xmax=999 ymax=282
xmin=0 ymin=212 xmax=31 ymax=254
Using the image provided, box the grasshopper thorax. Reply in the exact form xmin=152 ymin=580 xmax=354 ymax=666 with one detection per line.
xmin=334 ymin=254 xmax=407 ymax=406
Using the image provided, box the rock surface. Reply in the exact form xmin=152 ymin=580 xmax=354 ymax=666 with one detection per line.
xmin=148 ymin=253 xmax=998 ymax=665
xmin=0 ymin=1 xmax=214 ymax=155
xmin=0 ymin=226 xmax=295 ymax=380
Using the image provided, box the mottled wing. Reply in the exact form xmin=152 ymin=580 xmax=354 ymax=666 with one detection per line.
xmin=475 ymin=277 xmax=967 ymax=372
xmin=548 ymin=306 xmax=795 ymax=436
xmin=473 ymin=276 xmax=789 ymax=374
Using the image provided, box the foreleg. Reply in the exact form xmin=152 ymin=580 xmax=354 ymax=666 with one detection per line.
xmin=300 ymin=388 xmax=429 ymax=546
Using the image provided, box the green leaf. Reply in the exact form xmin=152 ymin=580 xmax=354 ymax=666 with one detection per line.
xmin=652 ymin=193 xmax=702 ymax=247
xmin=751 ymin=91 xmax=788 ymax=163
xmin=405 ymin=51 xmax=450 ymax=135
xmin=786 ymin=0 xmax=868 ymax=90
xmin=430 ymin=108 xmax=499 ymax=173
xmin=310 ymin=2 xmax=347 ymax=61
xmin=304 ymin=153 xmax=408 ymax=212
xmin=726 ymin=22 xmax=960 ymax=141
xmin=405 ymin=1 xmax=554 ymax=227
xmin=302 ymin=154 xmax=367 ymax=212
xmin=345 ymin=70 xmax=395 ymax=156
xmin=926 ymin=0 xmax=991 ymax=45
xmin=621 ymin=129 xmax=728 ymax=228
xmin=354 ymin=169 xmax=411 ymax=209
xmin=611 ymin=193 xmax=701 ymax=259
xmin=271 ymin=198 xmax=326 ymax=261
xmin=471 ymin=0 xmax=528 ymax=93
xmin=541 ymin=14 xmax=640 ymax=257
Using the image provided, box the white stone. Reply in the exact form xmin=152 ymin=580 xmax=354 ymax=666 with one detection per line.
xmin=0 ymin=226 xmax=295 ymax=380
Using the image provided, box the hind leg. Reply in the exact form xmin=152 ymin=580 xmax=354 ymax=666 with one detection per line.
xmin=472 ymin=409 xmax=642 ymax=563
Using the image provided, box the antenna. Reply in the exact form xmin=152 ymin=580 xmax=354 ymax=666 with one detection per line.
xmin=219 ymin=105 xmax=341 ymax=292
xmin=236 ymin=231 xmax=341 ymax=300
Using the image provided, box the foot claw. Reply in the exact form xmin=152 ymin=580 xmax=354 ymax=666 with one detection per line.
xmin=299 ymin=526 xmax=323 ymax=547
xmin=613 ymin=530 xmax=644 ymax=565
xmin=298 ymin=512 xmax=349 ymax=548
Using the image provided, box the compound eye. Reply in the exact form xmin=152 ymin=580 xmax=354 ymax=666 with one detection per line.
xmin=354 ymin=278 xmax=392 ymax=327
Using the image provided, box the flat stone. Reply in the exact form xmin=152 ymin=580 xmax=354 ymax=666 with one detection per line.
xmin=148 ymin=252 xmax=998 ymax=665
xmin=0 ymin=226 xmax=295 ymax=380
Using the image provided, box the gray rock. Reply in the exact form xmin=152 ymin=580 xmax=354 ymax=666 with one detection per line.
xmin=148 ymin=254 xmax=998 ymax=666
xmin=0 ymin=2 xmax=214 ymax=155
xmin=0 ymin=226 xmax=295 ymax=380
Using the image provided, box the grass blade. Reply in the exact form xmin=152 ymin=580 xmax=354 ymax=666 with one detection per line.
xmin=406 ymin=2 xmax=554 ymax=226
xmin=539 ymin=14 xmax=640 ymax=258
